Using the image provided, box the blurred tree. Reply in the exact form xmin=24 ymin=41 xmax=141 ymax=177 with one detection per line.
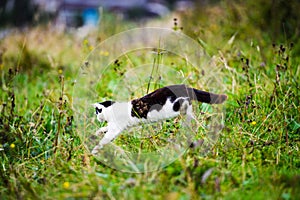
xmin=0 ymin=0 xmax=9 ymax=25
xmin=245 ymin=0 xmax=300 ymax=41
xmin=180 ymin=0 xmax=300 ymax=52
xmin=12 ymin=0 xmax=36 ymax=26
xmin=0 ymin=0 xmax=36 ymax=27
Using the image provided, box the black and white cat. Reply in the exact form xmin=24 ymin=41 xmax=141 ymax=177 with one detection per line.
xmin=92 ymin=84 xmax=227 ymax=154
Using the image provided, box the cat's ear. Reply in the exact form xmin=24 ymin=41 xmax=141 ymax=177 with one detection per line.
xmin=100 ymin=100 xmax=115 ymax=108
xmin=92 ymin=103 xmax=99 ymax=108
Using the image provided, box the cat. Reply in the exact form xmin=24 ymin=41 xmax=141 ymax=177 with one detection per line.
xmin=91 ymin=84 xmax=227 ymax=154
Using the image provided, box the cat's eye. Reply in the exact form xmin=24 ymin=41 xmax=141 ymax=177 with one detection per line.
xmin=95 ymin=107 xmax=102 ymax=114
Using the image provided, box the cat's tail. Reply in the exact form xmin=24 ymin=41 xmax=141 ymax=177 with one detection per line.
xmin=188 ymin=88 xmax=227 ymax=104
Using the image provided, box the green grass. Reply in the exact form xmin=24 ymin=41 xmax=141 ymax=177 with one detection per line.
xmin=1 ymin=2 xmax=300 ymax=199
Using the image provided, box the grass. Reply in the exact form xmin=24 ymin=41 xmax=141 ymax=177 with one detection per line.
xmin=1 ymin=2 xmax=300 ymax=199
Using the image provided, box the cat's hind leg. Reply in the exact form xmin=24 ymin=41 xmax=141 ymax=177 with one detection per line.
xmin=180 ymin=102 xmax=195 ymax=126
xmin=181 ymin=104 xmax=197 ymax=146
xmin=185 ymin=105 xmax=195 ymax=125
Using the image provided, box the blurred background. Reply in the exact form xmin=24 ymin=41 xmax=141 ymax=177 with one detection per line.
xmin=1 ymin=0 xmax=197 ymax=27
xmin=1 ymin=0 xmax=300 ymax=77
xmin=1 ymin=0 xmax=299 ymax=45
xmin=1 ymin=1 xmax=300 ymax=199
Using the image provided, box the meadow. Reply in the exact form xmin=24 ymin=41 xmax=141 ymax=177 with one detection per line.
xmin=1 ymin=1 xmax=300 ymax=199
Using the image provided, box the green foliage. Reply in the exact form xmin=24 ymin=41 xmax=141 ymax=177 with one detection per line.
xmin=181 ymin=0 xmax=300 ymax=53
xmin=0 ymin=2 xmax=300 ymax=199
xmin=3 ymin=42 xmax=51 ymax=74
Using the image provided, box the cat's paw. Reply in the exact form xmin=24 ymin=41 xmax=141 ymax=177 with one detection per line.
xmin=95 ymin=127 xmax=108 ymax=136
xmin=91 ymin=144 xmax=103 ymax=155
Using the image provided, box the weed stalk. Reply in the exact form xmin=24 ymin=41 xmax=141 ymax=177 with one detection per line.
xmin=147 ymin=43 xmax=164 ymax=93
xmin=53 ymin=75 xmax=64 ymax=154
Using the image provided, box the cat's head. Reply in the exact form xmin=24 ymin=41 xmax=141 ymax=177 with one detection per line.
xmin=93 ymin=101 xmax=115 ymax=122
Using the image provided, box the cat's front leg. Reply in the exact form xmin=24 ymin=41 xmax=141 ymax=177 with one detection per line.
xmin=91 ymin=128 xmax=122 ymax=155
xmin=95 ymin=126 xmax=108 ymax=136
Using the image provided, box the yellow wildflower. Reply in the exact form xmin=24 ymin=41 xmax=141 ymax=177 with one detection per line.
xmin=100 ymin=50 xmax=109 ymax=56
xmin=63 ymin=181 xmax=70 ymax=189
xmin=251 ymin=121 xmax=257 ymax=126
xmin=10 ymin=143 xmax=15 ymax=149
xmin=83 ymin=39 xmax=89 ymax=45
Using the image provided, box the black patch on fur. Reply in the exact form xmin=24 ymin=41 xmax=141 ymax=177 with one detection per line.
xmin=173 ymin=101 xmax=180 ymax=112
xmin=131 ymin=85 xmax=189 ymax=119
xmin=173 ymin=99 xmax=185 ymax=112
xmin=99 ymin=100 xmax=115 ymax=108
xmin=131 ymin=84 xmax=227 ymax=119
xmin=95 ymin=107 xmax=102 ymax=114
